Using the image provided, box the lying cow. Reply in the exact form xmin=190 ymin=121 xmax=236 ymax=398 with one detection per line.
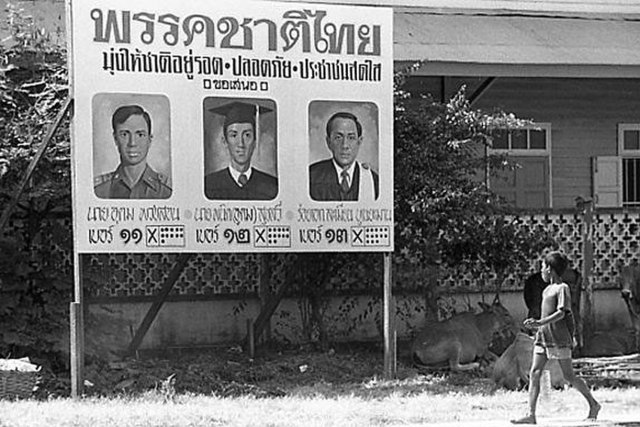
xmin=493 ymin=332 xmax=566 ymax=390
xmin=412 ymin=298 xmax=515 ymax=371
xmin=620 ymin=264 xmax=640 ymax=351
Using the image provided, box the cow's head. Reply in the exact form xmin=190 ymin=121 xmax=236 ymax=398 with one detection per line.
xmin=479 ymin=296 xmax=518 ymax=352
xmin=478 ymin=298 xmax=510 ymax=321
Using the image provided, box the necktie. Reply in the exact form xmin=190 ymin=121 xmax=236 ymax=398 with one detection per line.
xmin=340 ymin=170 xmax=350 ymax=193
xmin=238 ymin=174 xmax=248 ymax=187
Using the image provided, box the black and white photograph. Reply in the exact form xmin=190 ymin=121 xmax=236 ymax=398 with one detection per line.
xmin=308 ymin=101 xmax=380 ymax=202
xmin=203 ymin=97 xmax=278 ymax=201
xmin=4 ymin=0 xmax=640 ymax=425
xmin=92 ymin=93 xmax=172 ymax=199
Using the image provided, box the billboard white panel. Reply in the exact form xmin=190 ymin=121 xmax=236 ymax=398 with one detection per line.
xmin=70 ymin=0 xmax=393 ymax=252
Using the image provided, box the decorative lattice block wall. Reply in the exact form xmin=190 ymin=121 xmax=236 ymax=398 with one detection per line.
xmin=4 ymin=211 xmax=639 ymax=299
xmin=439 ymin=211 xmax=640 ymax=291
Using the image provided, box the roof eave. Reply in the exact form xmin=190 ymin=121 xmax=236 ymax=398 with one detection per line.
xmin=395 ymin=61 xmax=640 ymax=79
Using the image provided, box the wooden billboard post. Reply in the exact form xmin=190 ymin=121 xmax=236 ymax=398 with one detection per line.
xmin=70 ymin=252 xmax=84 ymax=398
xmin=577 ymin=197 xmax=596 ymax=345
xmin=383 ymin=252 xmax=396 ymax=379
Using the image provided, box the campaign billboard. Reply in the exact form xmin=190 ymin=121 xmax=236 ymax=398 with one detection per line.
xmin=70 ymin=0 xmax=393 ymax=252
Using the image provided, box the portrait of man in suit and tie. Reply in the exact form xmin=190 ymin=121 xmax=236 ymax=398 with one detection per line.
xmin=309 ymin=102 xmax=380 ymax=202
xmin=203 ymin=98 xmax=278 ymax=201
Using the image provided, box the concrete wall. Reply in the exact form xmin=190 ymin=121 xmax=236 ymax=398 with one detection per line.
xmin=87 ymin=287 xmax=632 ymax=353
xmin=592 ymin=288 xmax=632 ymax=330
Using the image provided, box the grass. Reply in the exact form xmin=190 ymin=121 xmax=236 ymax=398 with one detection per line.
xmin=2 ymin=343 xmax=639 ymax=426
xmin=1 ymin=378 xmax=639 ymax=427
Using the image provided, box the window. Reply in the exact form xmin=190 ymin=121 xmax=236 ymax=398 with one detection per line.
xmin=491 ymin=126 xmax=549 ymax=153
xmin=619 ymin=124 xmax=640 ymax=207
xmin=488 ymin=124 xmax=552 ymax=209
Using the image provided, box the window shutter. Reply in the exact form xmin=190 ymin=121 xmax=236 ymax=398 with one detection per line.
xmin=592 ymin=156 xmax=622 ymax=208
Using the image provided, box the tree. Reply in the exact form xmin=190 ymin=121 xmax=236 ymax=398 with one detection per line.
xmin=0 ymin=3 xmax=71 ymax=367
xmin=393 ymin=66 xmax=554 ymax=319
xmin=0 ymin=2 xmax=70 ymax=218
xmin=284 ymin=252 xmax=383 ymax=348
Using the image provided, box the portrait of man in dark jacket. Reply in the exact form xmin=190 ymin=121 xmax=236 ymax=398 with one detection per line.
xmin=309 ymin=110 xmax=379 ymax=202
xmin=204 ymin=99 xmax=278 ymax=201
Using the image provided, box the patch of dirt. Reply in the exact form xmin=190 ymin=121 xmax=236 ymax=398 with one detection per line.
xmin=33 ymin=342 xmax=368 ymax=398
xmin=32 ymin=341 xmax=638 ymax=400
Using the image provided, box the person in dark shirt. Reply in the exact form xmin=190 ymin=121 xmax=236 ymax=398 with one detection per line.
xmin=94 ymin=105 xmax=171 ymax=199
xmin=309 ymin=111 xmax=379 ymax=202
xmin=204 ymin=101 xmax=278 ymax=200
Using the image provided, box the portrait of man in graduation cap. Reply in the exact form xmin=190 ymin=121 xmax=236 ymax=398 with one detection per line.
xmin=203 ymin=98 xmax=278 ymax=200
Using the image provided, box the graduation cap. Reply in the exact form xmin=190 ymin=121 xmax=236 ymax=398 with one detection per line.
xmin=209 ymin=101 xmax=273 ymax=133
xmin=208 ymin=100 xmax=275 ymax=159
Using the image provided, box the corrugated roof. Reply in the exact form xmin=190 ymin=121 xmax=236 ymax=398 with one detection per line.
xmin=395 ymin=11 xmax=640 ymax=76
